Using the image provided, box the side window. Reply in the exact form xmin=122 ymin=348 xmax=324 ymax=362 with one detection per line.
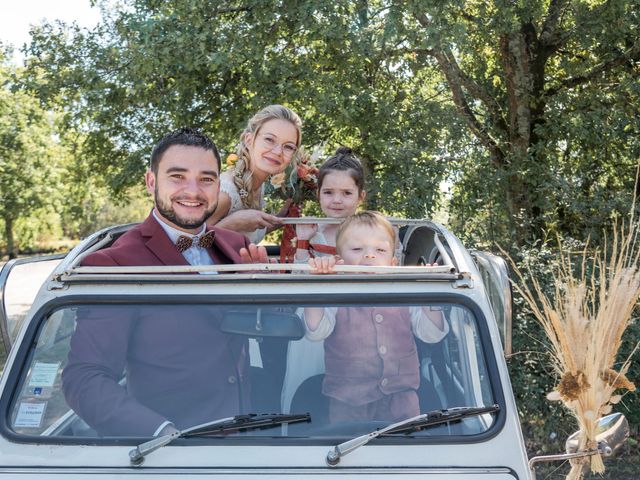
xmin=1 ymin=256 xmax=63 ymax=354
xmin=471 ymin=251 xmax=513 ymax=355
xmin=10 ymin=308 xmax=77 ymax=435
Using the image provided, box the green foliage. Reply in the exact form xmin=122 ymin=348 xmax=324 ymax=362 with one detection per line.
xmin=0 ymin=60 xmax=64 ymax=257
xmin=23 ymin=0 xmax=640 ymax=247
xmin=24 ymin=0 xmax=455 ymax=218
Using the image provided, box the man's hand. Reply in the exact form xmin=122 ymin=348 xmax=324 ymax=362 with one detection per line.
xmin=239 ymin=243 xmax=270 ymax=264
xmin=308 ymin=256 xmax=343 ymax=274
xmin=217 ymin=209 xmax=282 ymax=232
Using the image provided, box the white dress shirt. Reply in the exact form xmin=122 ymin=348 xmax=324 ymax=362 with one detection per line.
xmin=152 ymin=210 xmax=215 ymax=269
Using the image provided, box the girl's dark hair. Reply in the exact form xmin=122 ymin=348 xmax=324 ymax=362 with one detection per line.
xmin=317 ymin=146 xmax=366 ymax=193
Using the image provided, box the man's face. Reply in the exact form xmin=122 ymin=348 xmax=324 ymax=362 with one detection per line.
xmin=145 ymin=145 xmax=220 ymax=233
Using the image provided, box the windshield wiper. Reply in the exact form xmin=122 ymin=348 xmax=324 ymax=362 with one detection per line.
xmin=129 ymin=412 xmax=310 ymax=465
xmin=326 ymin=404 xmax=500 ymax=466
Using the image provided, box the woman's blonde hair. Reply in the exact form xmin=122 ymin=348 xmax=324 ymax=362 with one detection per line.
xmin=233 ymin=105 xmax=303 ymax=208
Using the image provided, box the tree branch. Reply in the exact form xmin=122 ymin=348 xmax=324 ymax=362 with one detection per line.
xmin=545 ymin=41 xmax=640 ymax=97
xmin=432 ymin=49 xmax=506 ymax=165
xmin=539 ymin=0 xmax=570 ymax=49
xmin=441 ymin=48 xmax=509 ymax=135
xmin=413 ymin=12 xmax=507 ymax=162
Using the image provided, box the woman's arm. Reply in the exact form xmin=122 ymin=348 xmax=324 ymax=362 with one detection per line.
xmin=218 ymin=209 xmax=282 ymax=232
xmin=207 ymin=192 xmax=232 ymax=227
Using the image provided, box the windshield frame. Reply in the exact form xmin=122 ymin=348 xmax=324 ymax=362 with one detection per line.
xmin=0 ymin=291 xmax=507 ymax=446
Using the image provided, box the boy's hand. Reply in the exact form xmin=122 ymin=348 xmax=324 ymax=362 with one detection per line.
xmin=308 ymin=256 xmax=343 ymax=274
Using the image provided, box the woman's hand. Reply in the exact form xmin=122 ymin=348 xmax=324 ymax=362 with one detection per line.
xmin=216 ymin=209 xmax=282 ymax=232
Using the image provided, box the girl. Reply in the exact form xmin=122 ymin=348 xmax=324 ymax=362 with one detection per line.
xmin=210 ymin=105 xmax=303 ymax=244
xmin=294 ymin=147 xmax=366 ymax=262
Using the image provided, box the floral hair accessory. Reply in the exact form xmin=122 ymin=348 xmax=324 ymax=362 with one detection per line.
xmin=238 ymin=188 xmax=249 ymax=198
xmin=226 ymin=153 xmax=238 ymax=168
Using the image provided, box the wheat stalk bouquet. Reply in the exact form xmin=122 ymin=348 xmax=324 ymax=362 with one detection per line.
xmin=509 ymin=223 xmax=639 ymax=480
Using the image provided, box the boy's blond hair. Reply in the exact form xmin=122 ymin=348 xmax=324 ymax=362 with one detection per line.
xmin=335 ymin=211 xmax=396 ymax=254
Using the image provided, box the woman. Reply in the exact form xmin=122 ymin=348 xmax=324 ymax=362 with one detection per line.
xmin=210 ymin=105 xmax=302 ymax=243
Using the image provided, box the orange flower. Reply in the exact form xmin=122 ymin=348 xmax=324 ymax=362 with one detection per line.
xmin=297 ymin=164 xmax=311 ymax=179
xmin=270 ymin=172 xmax=286 ymax=187
xmin=226 ymin=153 xmax=238 ymax=167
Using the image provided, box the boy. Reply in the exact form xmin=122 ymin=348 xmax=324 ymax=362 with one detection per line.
xmin=304 ymin=211 xmax=449 ymax=422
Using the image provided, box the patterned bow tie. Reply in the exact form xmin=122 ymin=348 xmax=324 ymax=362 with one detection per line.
xmin=175 ymin=230 xmax=216 ymax=252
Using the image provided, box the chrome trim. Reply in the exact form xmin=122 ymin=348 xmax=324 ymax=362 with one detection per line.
xmin=70 ymin=263 xmax=456 ymax=275
xmin=0 ymin=466 xmax=516 ymax=475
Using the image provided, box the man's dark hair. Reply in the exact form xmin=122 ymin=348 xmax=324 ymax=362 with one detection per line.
xmin=150 ymin=128 xmax=221 ymax=173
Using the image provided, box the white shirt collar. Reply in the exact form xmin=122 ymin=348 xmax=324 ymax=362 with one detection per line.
xmin=152 ymin=209 xmax=206 ymax=244
xmin=152 ymin=210 xmax=215 ymax=269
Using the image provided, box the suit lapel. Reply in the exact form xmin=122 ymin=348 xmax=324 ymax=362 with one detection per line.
xmin=208 ymin=227 xmax=241 ymax=264
xmin=140 ymin=214 xmax=190 ymax=266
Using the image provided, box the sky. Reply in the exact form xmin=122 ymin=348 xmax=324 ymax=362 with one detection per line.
xmin=0 ymin=0 xmax=101 ymax=64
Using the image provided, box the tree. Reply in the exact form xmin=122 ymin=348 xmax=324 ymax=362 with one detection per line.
xmin=400 ymin=0 xmax=640 ymax=243
xmin=0 ymin=57 xmax=61 ymax=258
xmin=25 ymin=1 xmax=456 ymax=218
xmin=24 ymin=0 xmax=640 ymax=245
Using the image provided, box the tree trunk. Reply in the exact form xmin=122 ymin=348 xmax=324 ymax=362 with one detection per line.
xmin=499 ymin=26 xmax=552 ymax=244
xmin=4 ymin=217 xmax=17 ymax=259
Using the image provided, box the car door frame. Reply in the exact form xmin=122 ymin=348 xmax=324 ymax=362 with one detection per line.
xmin=0 ymin=254 xmax=66 ymax=354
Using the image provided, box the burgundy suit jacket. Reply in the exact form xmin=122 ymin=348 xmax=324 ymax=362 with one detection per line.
xmin=62 ymin=213 xmax=252 ymax=436
xmin=81 ymin=212 xmax=250 ymax=267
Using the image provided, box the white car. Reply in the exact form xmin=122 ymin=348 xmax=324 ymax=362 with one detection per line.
xmin=0 ymin=219 xmax=627 ymax=479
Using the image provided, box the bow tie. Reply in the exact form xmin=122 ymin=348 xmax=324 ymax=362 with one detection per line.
xmin=175 ymin=230 xmax=216 ymax=252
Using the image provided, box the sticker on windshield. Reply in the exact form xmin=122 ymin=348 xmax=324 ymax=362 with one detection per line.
xmin=28 ymin=362 xmax=60 ymax=387
xmin=14 ymin=402 xmax=47 ymax=428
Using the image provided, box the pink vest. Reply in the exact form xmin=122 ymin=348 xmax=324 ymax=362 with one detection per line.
xmin=323 ymin=306 xmax=420 ymax=405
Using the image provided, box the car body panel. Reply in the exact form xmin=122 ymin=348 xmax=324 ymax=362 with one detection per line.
xmin=0 ymin=220 xmax=531 ymax=479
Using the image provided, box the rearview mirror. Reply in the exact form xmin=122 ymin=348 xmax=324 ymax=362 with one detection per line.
xmin=565 ymin=413 xmax=629 ymax=471
xmin=220 ymin=308 xmax=305 ymax=340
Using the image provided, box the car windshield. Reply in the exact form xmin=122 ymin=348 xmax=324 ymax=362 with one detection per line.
xmin=7 ymin=300 xmax=498 ymax=440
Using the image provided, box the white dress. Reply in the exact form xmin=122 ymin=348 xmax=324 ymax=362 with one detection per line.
xmin=219 ymin=171 xmax=266 ymax=244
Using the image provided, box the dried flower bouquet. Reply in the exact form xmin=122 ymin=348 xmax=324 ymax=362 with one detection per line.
xmin=510 ymin=223 xmax=639 ymax=480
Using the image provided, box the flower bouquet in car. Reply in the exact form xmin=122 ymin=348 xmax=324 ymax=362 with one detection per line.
xmin=265 ymin=144 xmax=324 ymax=263
xmin=266 ymin=145 xmax=322 ymax=205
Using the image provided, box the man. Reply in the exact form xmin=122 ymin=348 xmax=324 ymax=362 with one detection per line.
xmin=62 ymin=128 xmax=267 ymax=437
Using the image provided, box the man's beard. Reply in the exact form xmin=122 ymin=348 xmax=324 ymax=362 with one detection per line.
xmin=155 ymin=187 xmax=217 ymax=230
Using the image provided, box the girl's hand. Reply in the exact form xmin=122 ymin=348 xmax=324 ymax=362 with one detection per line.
xmin=217 ymin=209 xmax=282 ymax=232
xmin=308 ymin=256 xmax=343 ymax=274
xmin=295 ymin=223 xmax=318 ymax=241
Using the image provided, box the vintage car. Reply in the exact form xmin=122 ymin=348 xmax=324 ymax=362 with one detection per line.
xmin=0 ymin=219 xmax=628 ymax=479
